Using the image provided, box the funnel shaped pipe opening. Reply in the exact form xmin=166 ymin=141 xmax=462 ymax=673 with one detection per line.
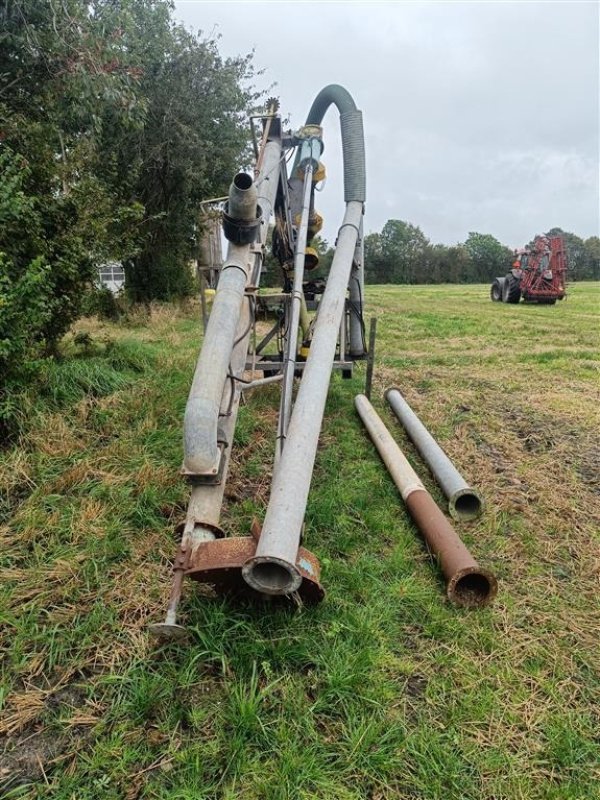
xmin=233 ymin=172 xmax=253 ymax=191
xmin=447 ymin=568 xmax=497 ymax=608
xmin=228 ymin=172 xmax=258 ymax=221
xmin=449 ymin=489 xmax=484 ymax=521
xmin=242 ymin=557 xmax=302 ymax=596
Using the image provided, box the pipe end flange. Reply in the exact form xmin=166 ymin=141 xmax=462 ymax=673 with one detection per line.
xmin=448 ymin=488 xmax=484 ymax=522
xmin=447 ymin=566 xmax=498 ymax=609
xmin=242 ymin=556 xmax=303 ymax=596
xmin=148 ymin=622 xmax=188 ymax=642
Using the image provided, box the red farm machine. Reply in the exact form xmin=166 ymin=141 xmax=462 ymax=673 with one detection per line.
xmin=491 ymin=235 xmax=567 ymax=305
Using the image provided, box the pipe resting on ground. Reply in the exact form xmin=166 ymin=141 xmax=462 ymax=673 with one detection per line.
xmin=355 ymin=394 xmax=497 ymax=608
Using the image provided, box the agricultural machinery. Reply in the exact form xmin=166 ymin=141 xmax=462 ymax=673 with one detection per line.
xmin=491 ymin=235 xmax=567 ymax=304
xmin=151 ymin=85 xmax=368 ymax=637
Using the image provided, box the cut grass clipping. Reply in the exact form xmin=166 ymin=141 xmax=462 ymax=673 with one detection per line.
xmin=1 ymin=285 xmax=599 ymax=799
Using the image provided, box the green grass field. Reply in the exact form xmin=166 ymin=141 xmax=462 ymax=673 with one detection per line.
xmin=1 ymin=284 xmax=599 ymax=799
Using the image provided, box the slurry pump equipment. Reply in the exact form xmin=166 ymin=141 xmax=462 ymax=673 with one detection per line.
xmin=152 ymin=86 xmax=367 ymax=637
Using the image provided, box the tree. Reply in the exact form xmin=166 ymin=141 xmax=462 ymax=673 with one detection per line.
xmin=380 ymin=220 xmax=429 ymax=284
xmin=100 ymin=6 xmax=259 ymax=301
xmin=0 ymin=0 xmax=259 ymax=436
xmin=364 ymin=221 xmax=429 ymax=284
xmin=311 ymin=235 xmax=335 ymax=274
xmin=0 ymin=1 xmax=144 ymax=364
xmin=545 ymin=228 xmax=588 ymax=280
xmin=582 ymin=237 xmax=600 ymax=280
xmin=364 ymin=232 xmax=385 ymax=283
xmin=464 ymin=232 xmax=513 ymax=283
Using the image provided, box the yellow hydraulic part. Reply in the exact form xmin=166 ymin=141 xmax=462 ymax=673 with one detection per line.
xmin=299 ymin=295 xmax=310 ymax=338
xmin=299 ymin=343 xmax=311 ymax=359
xmin=295 ymin=160 xmax=326 ymax=183
xmin=304 ymin=247 xmax=319 ymax=271
xmin=293 ymin=211 xmax=323 ymax=238
xmin=313 ymin=161 xmax=326 ymax=183
xmin=308 ymin=212 xmax=323 ymax=237
xmin=299 ymin=124 xmax=322 ymax=139
xmin=296 ymin=212 xmax=324 ymax=238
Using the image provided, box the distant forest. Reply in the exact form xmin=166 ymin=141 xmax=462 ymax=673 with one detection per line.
xmin=357 ymin=222 xmax=599 ymax=285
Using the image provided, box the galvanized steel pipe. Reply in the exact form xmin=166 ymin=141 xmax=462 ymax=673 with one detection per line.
xmin=348 ymin=217 xmax=365 ymax=356
xmin=183 ymin=148 xmax=282 ymax=475
xmin=242 ymin=201 xmax=364 ymax=595
xmin=242 ymin=85 xmax=365 ymax=596
xmin=355 ymin=394 xmax=497 ymax=608
xmin=276 ymin=164 xmax=314 ymax=459
xmin=242 ymin=373 xmax=283 ymax=392
xmin=183 ymin=242 xmax=253 ymax=475
xmin=386 ymin=388 xmax=484 ymax=521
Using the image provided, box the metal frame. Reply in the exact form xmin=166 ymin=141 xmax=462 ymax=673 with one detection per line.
xmin=152 ymin=86 xmax=367 ymax=636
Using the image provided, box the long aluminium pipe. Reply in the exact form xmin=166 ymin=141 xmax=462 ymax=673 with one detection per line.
xmin=348 ymin=217 xmax=365 ymax=357
xmin=183 ymin=242 xmax=253 ymax=474
xmin=242 ymin=200 xmax=364 ymax=595
xmin=183 ymin=145 xmax=282 ymax=475
xmin=386 ymin=388 xmax=484 ymax=521
xmin=172 ymin=143 xmax=283 ymax=587
xmin=276 ymin=164 xmax=313 ymax=460
xmin=355 ymin=394 xmax=497 ymax=608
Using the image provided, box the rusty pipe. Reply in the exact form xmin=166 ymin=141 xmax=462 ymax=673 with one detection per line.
xmin=355 ymin=394 xmax=497 ymax=608
xmin=385 ymin=388 xmax=484 ymax=521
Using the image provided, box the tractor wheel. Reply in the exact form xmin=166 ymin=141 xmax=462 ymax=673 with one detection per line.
xmin=502 ymin=275 xmax=521 ymax=304
xmin=490 ymin=279 xmax=503 ymax=302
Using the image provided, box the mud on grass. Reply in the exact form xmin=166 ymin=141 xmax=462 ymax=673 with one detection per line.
xmin=1 ymin=286 xmax=599 ymax=799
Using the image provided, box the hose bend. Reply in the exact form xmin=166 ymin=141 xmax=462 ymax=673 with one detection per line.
xmin=305 ymin=84 xmax=366 ymax=203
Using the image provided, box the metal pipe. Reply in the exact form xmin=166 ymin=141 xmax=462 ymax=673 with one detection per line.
xmin=228 ymin=172 xmax=258 ymax=220
xmin=349 ymin=217 xmax=365 ymax=356
xmin=183 ymin=242 xmax=252 ymax=475
xmin=183 ymin=146 xmax=283 ymax=476
xmin=151 ymin=284 xmax=255 ymax=638
xmin=365 ymin=317 xmax=377 ymax=400
xmin=154 ymin=130 xmax=285 ymax=633
xmin=339 ymin=297 xmax=346 ymax=361
xmin=241 ymin=85 xmax=366 ymax=596
xmin=355 ymin=394 xmax=497 ymax=608
xmin=252 ymin=140 xmax=283 ymax=285
xmin=183 ymin=143 xmax=281 ymax=491
xmin=242 ymin=200 xmax=364 ymax=595
xmin=242 ymin=373 xmax=283 ymax=391
xmin=385 ymin=388 xmax=484 ymax=521
xmin=276 ymin=164 xmax=313 ymax=459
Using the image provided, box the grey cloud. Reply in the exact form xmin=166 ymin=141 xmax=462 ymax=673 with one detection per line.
xmin=175 ymin=1 xmax=599 ymax=247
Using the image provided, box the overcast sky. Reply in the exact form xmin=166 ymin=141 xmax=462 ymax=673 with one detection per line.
xmin=174 ymin=1 xmax=599 ymax=248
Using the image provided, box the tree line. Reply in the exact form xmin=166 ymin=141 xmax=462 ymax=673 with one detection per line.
xmin=360 ymin=220 xmax=600 ymax=285
xmin=1 ymin=0 xmax=258 ymax=430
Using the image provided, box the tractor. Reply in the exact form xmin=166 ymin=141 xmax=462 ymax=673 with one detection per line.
xmin=491 ymin=235 xmax=567 ymax=305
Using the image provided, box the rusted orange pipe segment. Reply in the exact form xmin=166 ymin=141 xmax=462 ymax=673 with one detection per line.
xmin=355 ymin=395 xmax=497 ymax=608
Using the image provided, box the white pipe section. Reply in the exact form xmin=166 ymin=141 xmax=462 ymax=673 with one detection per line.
xmin=354 ymin=394 xmax=424 ymax=499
